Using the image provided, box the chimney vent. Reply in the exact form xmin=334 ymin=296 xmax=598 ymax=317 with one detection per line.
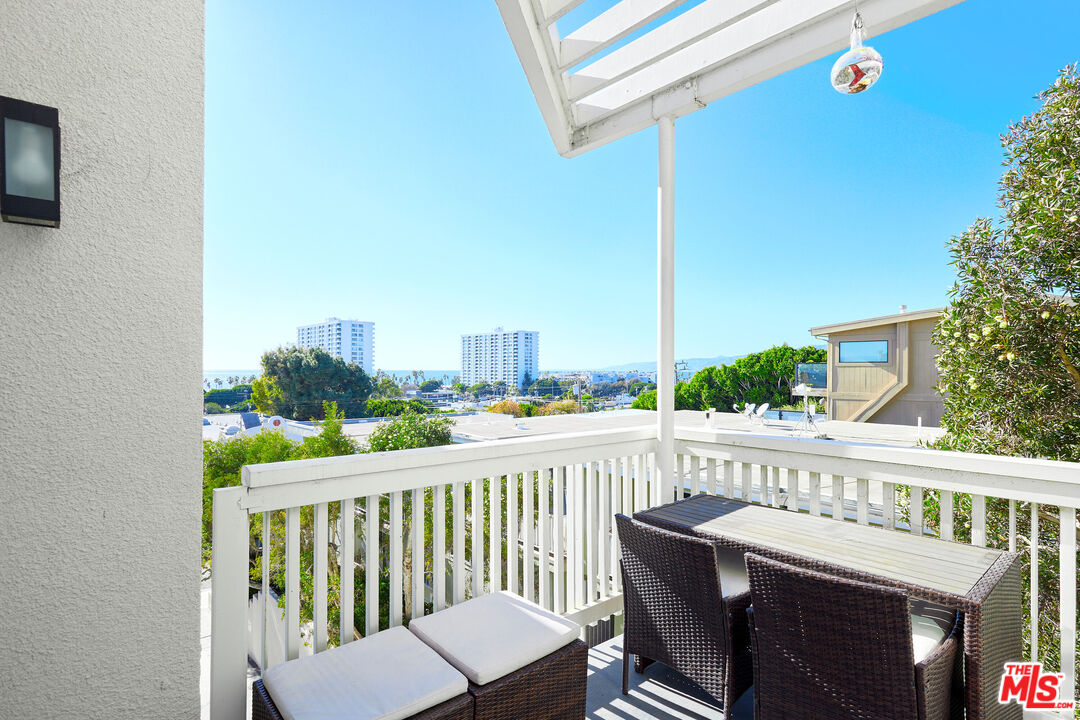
xmin=899 ymin=304 xmax=908 ymax=313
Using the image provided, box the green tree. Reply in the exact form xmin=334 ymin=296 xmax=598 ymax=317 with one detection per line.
xmin=364 ymin=411 xmax=454 ymax=453
xmin=203 ymin=401 xmax=225 ymax=414
xmin=688 ymin=345 xmax=826 ymax=411
xmin=929 ymin=66 xmax=1080 ymax=689
xmin=451 ymin=382 xmax=467 ymax=394
xmin=467 ymin=382 xmax=492 ymax=398
xmin=372 ymin=375 xmax=403 ymax=399
xmin=934 ymin=65 xmax=1080 ymax=461
xmin=632 ymin=390 xmax=656 ymax=410
xmin=522 ymin=370 xmax=533 ymax=390
xmin=488 ymin=399 xmax=526 ymax=417
xmin=365 ymin=398 xmax=430 ymax=417
xmin=418 ymin=379 xmax=442 ymax=393
xmin=256 ymin=346 xmax=375 ymax=419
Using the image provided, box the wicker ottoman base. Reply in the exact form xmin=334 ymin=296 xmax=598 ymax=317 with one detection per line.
xmin=252 ymin=678 xmax=475 ymax=720
xmin=467 ymin=638 xmax=588 ymax=720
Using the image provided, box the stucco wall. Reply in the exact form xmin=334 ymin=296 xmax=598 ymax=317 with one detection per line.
xmin=0 ymin=2 xmax=203 ymax=718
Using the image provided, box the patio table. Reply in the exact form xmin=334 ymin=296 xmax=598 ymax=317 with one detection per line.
xmin=635 ymin=493 xmax=1023 ymax=720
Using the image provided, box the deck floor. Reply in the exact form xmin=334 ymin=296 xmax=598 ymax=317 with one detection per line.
xmin=587 ymin=636 xmax=753 ymax=719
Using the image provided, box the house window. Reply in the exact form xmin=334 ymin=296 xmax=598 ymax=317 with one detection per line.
xmin=838 ymin=340 xmax=888 ymax=363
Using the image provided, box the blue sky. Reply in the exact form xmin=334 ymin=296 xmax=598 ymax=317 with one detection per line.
xmin=204 ymin=0 xmax=1080 ymax=372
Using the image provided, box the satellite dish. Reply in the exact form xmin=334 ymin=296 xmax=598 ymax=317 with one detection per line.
xmin=266 ymin=416 xmax=285 ymax=431
xmin=224 ymin=425 xmax=240 ymax=436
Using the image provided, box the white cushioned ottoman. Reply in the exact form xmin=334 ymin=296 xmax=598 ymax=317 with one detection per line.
xmin=407 ymin=591 xmax=589 ymax=720
xmin=252 ymin=626 xmax=473 ymax=720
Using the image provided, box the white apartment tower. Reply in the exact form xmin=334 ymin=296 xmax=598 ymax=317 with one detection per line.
xmin=461 ymin=328 xmax=539 ymax=390
xmin=297 ymin=318 xmax=374 ymax=374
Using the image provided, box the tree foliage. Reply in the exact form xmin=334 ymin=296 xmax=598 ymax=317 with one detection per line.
xmin=365 ymin=398 xmax=431 ymax=418
xmin=372 ymin=375 xmax=403 ymax=399
xmin=488 ymin=399 xmax=526 ymax=417
xmin=418 ymin=379 xmax=442 ymax=393
xmin=253 ymin=346 xmax=375 ymax=420
xmin=934 ymin=65 xmax=1080 ymax=461
xmin=687 ymin=345 xmax=826 ymax=411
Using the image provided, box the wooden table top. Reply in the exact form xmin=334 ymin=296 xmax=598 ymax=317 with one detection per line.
xmin=637 ymin=494 xmax=1005 ymax=600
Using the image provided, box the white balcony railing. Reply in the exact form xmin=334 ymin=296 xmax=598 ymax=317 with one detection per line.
xmin=210 ymin=424 xmax=1080 ymax=719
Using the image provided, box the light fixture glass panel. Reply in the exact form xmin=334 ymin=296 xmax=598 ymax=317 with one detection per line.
xmin=4 ymin=118 xmax=55 ymax=201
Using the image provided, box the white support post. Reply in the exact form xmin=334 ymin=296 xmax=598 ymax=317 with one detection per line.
xmin=210 ymin=486 xmax=248 ymax=720
xmin=656 ymin=115 xmax=676 ymax=507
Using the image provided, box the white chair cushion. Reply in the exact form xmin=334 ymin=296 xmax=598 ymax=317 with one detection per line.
xmin=909 ymin=599 xmax=955 ymax=664
xmin=716 ymin=549 xmax=750 ymax=597
xmin=407 ymin=591 xmax=580 ymax=685
xmin=261 ymin=626 xmax=468 ymax=720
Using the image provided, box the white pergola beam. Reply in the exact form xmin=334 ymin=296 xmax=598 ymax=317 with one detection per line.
xmin=568 ymin=0 xmax=965 ymax=154
xmin=495 ymin=0 xmax=574 ymax=155
xmin=538 ymin=0 xmax=588 ymax=25
xmin=558 ymin=0 xmax=690 ymax=71
xmin=567 ymin=0 xmax=774 ymax=101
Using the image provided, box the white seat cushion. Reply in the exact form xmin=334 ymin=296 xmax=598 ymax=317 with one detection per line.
xmin=909 ymin=599 xmax=955 ymax=664
xmin=716 ymin=549 xmax=750 ymax=597
xmin=408 ymin=591 xmax=580 ymax=685
xmin=261 ymin=626 xmax=468 ymax=720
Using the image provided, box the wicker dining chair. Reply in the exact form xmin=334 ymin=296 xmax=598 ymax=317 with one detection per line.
xmin=614 ymin=514 xmax=753 ymax=717
xmin=744 ymin=552 xmax=961 ymax=720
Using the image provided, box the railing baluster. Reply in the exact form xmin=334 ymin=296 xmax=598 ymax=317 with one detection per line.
xmin=471 ymin=478 xmax=483 ymax=600
xmin=706 ymin=458 xmax=717 ymax=496
xmin=635 ymin=454 xmax=647 ymax=511
xmin=508 ymin=471 xmax=519 ymax=595
xmin=339 ymin=498 xmax=354 ymax=645
xmin=1059 ymin=506 xmax=1076 ymax=703
xmin=524 ymin=470 xmax=536 ymax=603
xmin=622 ymin=455 xmax=633 ymax=517
xmin=390 ymin=491 xmax=403 ymax=626
xmin=809 ymin=472 xmax=821 ymax=516
xmin=489 ymin=475 xmax=501 ymax=593
xmin=366 ymin=494 xmax=380 ymax=632
xmin=831 ymin=475 xmax=845 ymax=521
xmin=770 ymin=466 xmax=781 ymax=508
xmin=539 ymin=468 xmax=551 ymax=609
xmin=586 ymin=461 xmax=597 ymax=603
xmin=741 ymin=463 xmax=752 ymax=503
xmin=909 ymin=487 xmax=923 ymax=535
xmin=723 ymin=459 xmax=734 ymax=499
xmin=1007 ymin=499 xmax=1016 ymax=553
xmin=554 ymin=466 xmax=566 ymax=613
xmin=1030 ymin=502 xmax=1039 ymax=661
xmin=573 ymin=463 xmax=585 ymax=608
xmin=971 ymin=494 xmax=986 ymax=547
xmin=759 ymin=465 xmax=769 ymax=505
xmin=432 ymin=487 xmax=446 ymax=612
xmin=881 ymin=482 xmax=895 ymax=530
xmin=313 ymin=501 xmax=329 ymax=651
xmin=412 ymin=489 xmax=425 ymax=620
xmin=856 ymin=478 xmax=869 ymax=525
xmin=613 ymin=459 xmax=622 ymax=595
xmin=675 ymin=453 xmax=685 ymax=500
xmin=785 ymin=468 xmax=799 ymax=511
xmin=261 ymin=511 xmax=270 ymax=669
xmin=599 ymin=460 xmax=610 ymax=598
xmin=286 ymin=506 xmax=300 ymax=659
xmin=940 ymin=491 xmax=954 ymax=541
xmin=689 ymin=455 xmax=700 ymax=497
xmin=452 ymin=481 xmax=465 ymax=603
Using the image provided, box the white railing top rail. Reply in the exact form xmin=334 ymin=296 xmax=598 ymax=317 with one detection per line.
xmin=239 ymin=426 xmax=658 ymax=512
xmin=675 ymin=426 xmax=1080 ymax=508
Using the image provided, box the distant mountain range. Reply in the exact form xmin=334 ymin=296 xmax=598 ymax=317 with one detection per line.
xmin=597 ymin=355 xmax=742 ymax=373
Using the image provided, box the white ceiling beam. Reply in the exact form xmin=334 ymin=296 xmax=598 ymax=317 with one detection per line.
xmin=567 ymin=0 xmax=775 ymax=100
xmin=538 ymin=0 xmax=589 ymax=25
xmin=566 ymin=0 xmax=966 ymax=156
xmin=495 ymin=0 xmax=574 ymax=154
xmin=573 ymin=0 xmax=854 ymax=124
xmin=558 ymin=0 xmax=690 ymax=71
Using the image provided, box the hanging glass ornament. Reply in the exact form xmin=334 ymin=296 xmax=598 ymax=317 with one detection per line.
xmin=830 ymin=11 xmax=883 ymax=94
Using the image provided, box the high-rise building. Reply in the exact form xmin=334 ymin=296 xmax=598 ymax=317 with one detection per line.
xmin=461 ymin=328 xmax=539 ymax=390
xmin=297 ymin=318 xmax=374 ymax=374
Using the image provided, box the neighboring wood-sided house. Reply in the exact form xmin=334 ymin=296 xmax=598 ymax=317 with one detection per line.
xmin=810 ymin=308 xmax=945 ymax=426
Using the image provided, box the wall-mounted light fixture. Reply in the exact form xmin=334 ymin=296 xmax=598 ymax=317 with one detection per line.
xmin=1 ymin=96 xmax=60 ymax=227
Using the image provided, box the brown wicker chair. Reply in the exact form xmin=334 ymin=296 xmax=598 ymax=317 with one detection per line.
xmin=744 ymin=552 xmax=961 ymax=720
xmin=614 ymin=513 xmax=753 ymax=718
xmin=252 ymin=679 xmax=474 ymax=720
